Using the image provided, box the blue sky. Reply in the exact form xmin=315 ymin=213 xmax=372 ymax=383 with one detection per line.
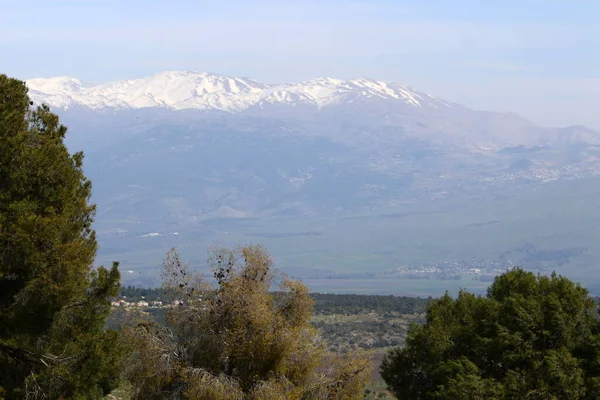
xmin=2 ymin=0 xmax=600 ymax=128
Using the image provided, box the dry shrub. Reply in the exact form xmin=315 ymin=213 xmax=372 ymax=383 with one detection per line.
xmin=123 ymin=245 xmax=372 ymax=399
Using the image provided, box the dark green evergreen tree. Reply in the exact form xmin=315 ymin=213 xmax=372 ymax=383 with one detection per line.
xmin=0 ymin=74 xmax=123 ymax=399
xmin=381 ymin=268 xmax=600 ymax=399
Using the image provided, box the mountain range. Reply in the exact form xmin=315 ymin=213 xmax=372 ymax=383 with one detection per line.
xmin=25 ymin=71 xmax=600 ymax=292
xmin=28 ymin=71 xmax=446 ymax=111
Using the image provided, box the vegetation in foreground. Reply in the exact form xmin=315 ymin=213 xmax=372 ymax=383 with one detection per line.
xmin=0 ymin=75 xmax=372 ymax=399
xmin=382 ymin=268 xmax=600 ymax=399
xmin=0 ymin=74 xmax=122 ymax=399
xmin=119 ymin=245 xmax=372 ymax=399
xmin=113 ymin=289 xmax=430 ymax=353
xmin=4 ymin=72 xmax=600 ymax=400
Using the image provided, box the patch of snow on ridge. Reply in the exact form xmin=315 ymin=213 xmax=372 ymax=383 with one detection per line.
xmin=141 ymin=232 xmax=161 ymax=237
xmin=27 ymin=76 xmax=91 ymax=94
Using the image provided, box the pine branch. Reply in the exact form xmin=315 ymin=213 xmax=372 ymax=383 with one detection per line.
xmin=0 ymin=342 xmax=44 ymax=365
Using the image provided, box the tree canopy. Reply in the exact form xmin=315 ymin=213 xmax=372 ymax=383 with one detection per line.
xmin=0 ymin=74 xmax=122 ymax=399
xmin=121 ymin=245 xmax=372 ymax=399
xmin=381 ymin=268 xmax=600 ymax=399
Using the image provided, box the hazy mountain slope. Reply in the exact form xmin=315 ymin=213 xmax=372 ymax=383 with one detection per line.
xmin=24 ymin=71 xmax=600 ymax=290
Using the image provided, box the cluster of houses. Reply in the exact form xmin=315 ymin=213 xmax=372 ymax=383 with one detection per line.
xmin=110 ymin=298 xmax=181 ymax=308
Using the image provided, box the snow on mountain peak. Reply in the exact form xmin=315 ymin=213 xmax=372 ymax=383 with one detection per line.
xmin=84 ymin=71 xmax=268 ymax=111
xmin=26 ymin=72 xmax=449 ymax=112
xmin=27 ymin=76 xmax=91 ymax=94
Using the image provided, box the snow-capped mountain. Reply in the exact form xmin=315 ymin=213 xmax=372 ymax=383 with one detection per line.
xmin=25 ymin=71 xmax=600 ymax=282
xmin=26 ymin=71 xmax=449 ymax=112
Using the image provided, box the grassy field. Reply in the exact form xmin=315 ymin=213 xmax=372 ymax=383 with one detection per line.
xmin=364 ymin=352 xmax=396 ymax=399
xmin=312 ymin=311 xmax=423 ymax=352
xmin=96 ymin=177 xmax=600 ymax=296
xmin=303 ymin=277 xmax=489 ymax=296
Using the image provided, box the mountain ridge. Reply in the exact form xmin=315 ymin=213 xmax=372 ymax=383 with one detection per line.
xmin=26 ymin=71 xmax=450 ymax=112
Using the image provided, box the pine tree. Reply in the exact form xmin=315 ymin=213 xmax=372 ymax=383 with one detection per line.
xmin=0 ymin=74 xmax=123 ymax=399
xmin=381 ymin=268 xmax=600 ymax=399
